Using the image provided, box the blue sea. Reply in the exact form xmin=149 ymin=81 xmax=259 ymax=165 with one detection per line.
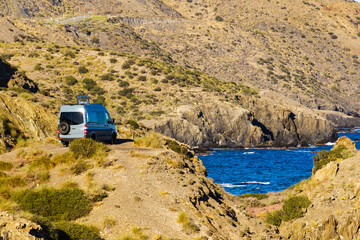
xmin=199 ymin=129 xmax=360 ymax=195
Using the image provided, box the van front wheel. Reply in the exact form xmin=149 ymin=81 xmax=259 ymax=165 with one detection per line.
xmin=111 ymin=134 xmax=117 ymax=144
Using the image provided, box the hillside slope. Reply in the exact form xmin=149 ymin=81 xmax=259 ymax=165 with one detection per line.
xmin=0 ymin=0 xmax=359 ymax=129
xmin=0 ymin=41 xmax=342 ymax=147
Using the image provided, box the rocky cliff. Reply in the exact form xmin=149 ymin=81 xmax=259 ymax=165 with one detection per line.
xmin=0 ymin=212 xmax=44 ymax=240
xmin=276 ymin=137 xmax=360 ymax=239
xmin=155 ymin=95 xmax=337 ymax=148
xmin=0 ymin=91 xmax=57 ymax=151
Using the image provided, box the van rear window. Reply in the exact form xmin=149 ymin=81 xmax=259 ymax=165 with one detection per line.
xmin=60 ymin=112 xmax=84 ymax=125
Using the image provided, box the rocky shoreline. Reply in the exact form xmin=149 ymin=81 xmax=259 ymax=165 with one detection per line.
xmin=155 ymin=95 xmax=339 ymax=148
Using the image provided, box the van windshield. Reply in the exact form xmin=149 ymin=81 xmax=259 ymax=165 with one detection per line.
xmin=60 ymin=112 xmax=84 ymax=125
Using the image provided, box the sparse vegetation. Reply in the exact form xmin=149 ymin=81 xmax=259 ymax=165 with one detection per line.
xmin=265 ymin=196 xmax=311 ymax=226
xmin=0 ymin=161 xmax=13 ymax=171
xmin=312 ymin=145 xmax=354 ymax=174
xmin=238 ymin=193 xmax=268 ymax=200
xmin=165 ymin=139 xmax=192 ymax=158
xmin=12 ymin=188 xmax=92 ymax=221
xmin=134 ymin=132 xmax=163 ymax=148
xmin=78 ymin=66 xmax=89 ymax=74
xmin=64 ymin=76 xmax=78 ymax=86
xmin=177 ymin=211 xmax=200 ymax=233
xmin=69 ymin=139 xmax=109 ymax=159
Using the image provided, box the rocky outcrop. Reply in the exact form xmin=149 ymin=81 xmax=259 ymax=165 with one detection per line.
xmin=0 ymin=212 xmax=44 ymax=239
xmin=0 ymin=58 xmax=38 ymax=93
xmin=322 ymin=110 xmax=360 ymax=128
xmin=278 ymin=138 xmax=360 ymax=239
xmin=155 ymin=96 xmax=337 ymax=148
xmin=0 ymin=92 xmax=57 ymax=150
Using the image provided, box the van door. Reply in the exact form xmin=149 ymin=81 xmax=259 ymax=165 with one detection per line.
xmin=59 ymin=111 xmax=85 ymax=139
xmin=104 ymin=112 xmax=113 ymax=140
xmin=86 ymin=111 xmax=100 ymax=139
xmin=96 ymin=111 xmax=107 ymax=140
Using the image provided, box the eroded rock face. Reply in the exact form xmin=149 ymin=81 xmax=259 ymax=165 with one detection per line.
xmin=0 ymin=212 xmax=44 ymax=240
xmin=0 ymin=92 xmax=57 ymax=150
xmin=0 ymin=58 xmax=38 ymax=93
xmin=155 ymin=96 xmax=337 ymax=148
xmin=277 ymin=138 xmax=360 ymax=239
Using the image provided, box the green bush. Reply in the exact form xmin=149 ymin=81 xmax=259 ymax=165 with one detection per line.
xmin=82 ymin=78 xmax=97 ymax=91
xmin=94 ymin=96 xmax=106 ymax=105
xmin=165 ymin=139 xmax=190 ymax=157
xmin=34 ymin=64 xmax=43 ymax=71
xmin=78 ymin=66 xmax=89 ymax=74
xmin=0 ymin=161 xmax=13 ymax=171
xmin=13 ymin=188 xmax=92 ymax=221
xmin=118 ymin=80 xmax=130 ymax=88
xmin=137 ymin=76 xmax=147 ymax=81
xmin=109 ymin=58 xmax=117 ymax=63
xmin=64 ymin=51 xmax=76 ymax=58
xmin=122 ymin=59 xmax=135 ymax=69
xmin=54 ymin=222 xmax=101 ymax=240
xmin=265 ymin=196 xmax=311 ymax=226
xmin=0 ymin=175 xmax=25 ymax=188
xmin=31 ymin=217 xmax=101 ymax=240
xmin=64 ymin=76 xmax=78 ymax=86
xmin=70 ymin=161 xmax=91 ymax=175
xmin=69 ymin=139 xmax=108 ymax=159
xmin=100 ymin=73 xmax=114 ymax=81
xmin=265 ymin=210 xmax=283 ymax=227
xmin=312 ymin=145 xmax=353 ymax=174
xmin=28 ymin=52 xmax=39 ymax=58
xmin=238 ymin=193 xmax=268 ymax=200
xmin=118 ymin=88 xmax=134 ymax=99
xmin=215 ymin=16 xmax=224 ymax=22
xmin=126 ymin=120 xmax=139 ymax=130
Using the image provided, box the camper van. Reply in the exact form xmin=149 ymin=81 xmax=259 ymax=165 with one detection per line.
xmin=58 ymin=96 xmax=117 ymax=146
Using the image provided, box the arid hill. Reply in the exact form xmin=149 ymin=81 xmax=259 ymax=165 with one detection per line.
xmin=1 ymin=0 xmax=359 ymax=116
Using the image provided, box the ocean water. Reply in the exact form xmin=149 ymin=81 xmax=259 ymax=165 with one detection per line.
xmin=199 ymin=129 xmax=360 ymax=195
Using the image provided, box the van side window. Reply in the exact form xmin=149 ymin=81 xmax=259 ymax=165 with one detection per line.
xmin=96 ymin=111 xmax=106 ymax=124
xmin=87 ymin=112 xmax=97 ymax=123
xmin=60 ymin=112 xmax=84 ymax=125
xmin=105 ymin=112 xmax=111 ymax=123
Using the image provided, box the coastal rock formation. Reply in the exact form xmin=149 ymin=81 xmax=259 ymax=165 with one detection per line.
xmin=0 ymin=212 xmax=44 ymax=239
xmin=155 ymin=96 xmax=337 ymax=148
xmin=278 ymin=138 xmax=360 ymax=239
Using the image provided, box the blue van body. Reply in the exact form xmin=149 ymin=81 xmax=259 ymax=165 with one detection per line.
xmin=58 ymin=100 xmax=117 ymax=146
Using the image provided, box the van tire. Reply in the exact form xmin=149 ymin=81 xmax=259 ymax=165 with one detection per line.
xmin=59 ymin=122 xmax=70 ymax=135
xmin=111 ymin=134 xmax=117 ymax=144
xmin=91 ymin=133 xmax=96 ymax=141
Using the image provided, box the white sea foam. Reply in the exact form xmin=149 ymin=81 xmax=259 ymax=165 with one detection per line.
xmin=220 ymin=183 xmax=246 ymax=188
xmin=243 ymin=152 xmax=255 ymax=155
xmin=243 ymin=181 xmax=270 ymax=185
xmin=325 ymin=142 xmax=335 ymax=146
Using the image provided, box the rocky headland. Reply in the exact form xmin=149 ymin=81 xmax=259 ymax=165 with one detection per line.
xmin=155 ymin=95 xmax=338 ymax=148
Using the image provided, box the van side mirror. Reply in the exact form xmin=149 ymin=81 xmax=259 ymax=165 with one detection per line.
xmin=112 ymin=118 xmax=115 ymax=124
